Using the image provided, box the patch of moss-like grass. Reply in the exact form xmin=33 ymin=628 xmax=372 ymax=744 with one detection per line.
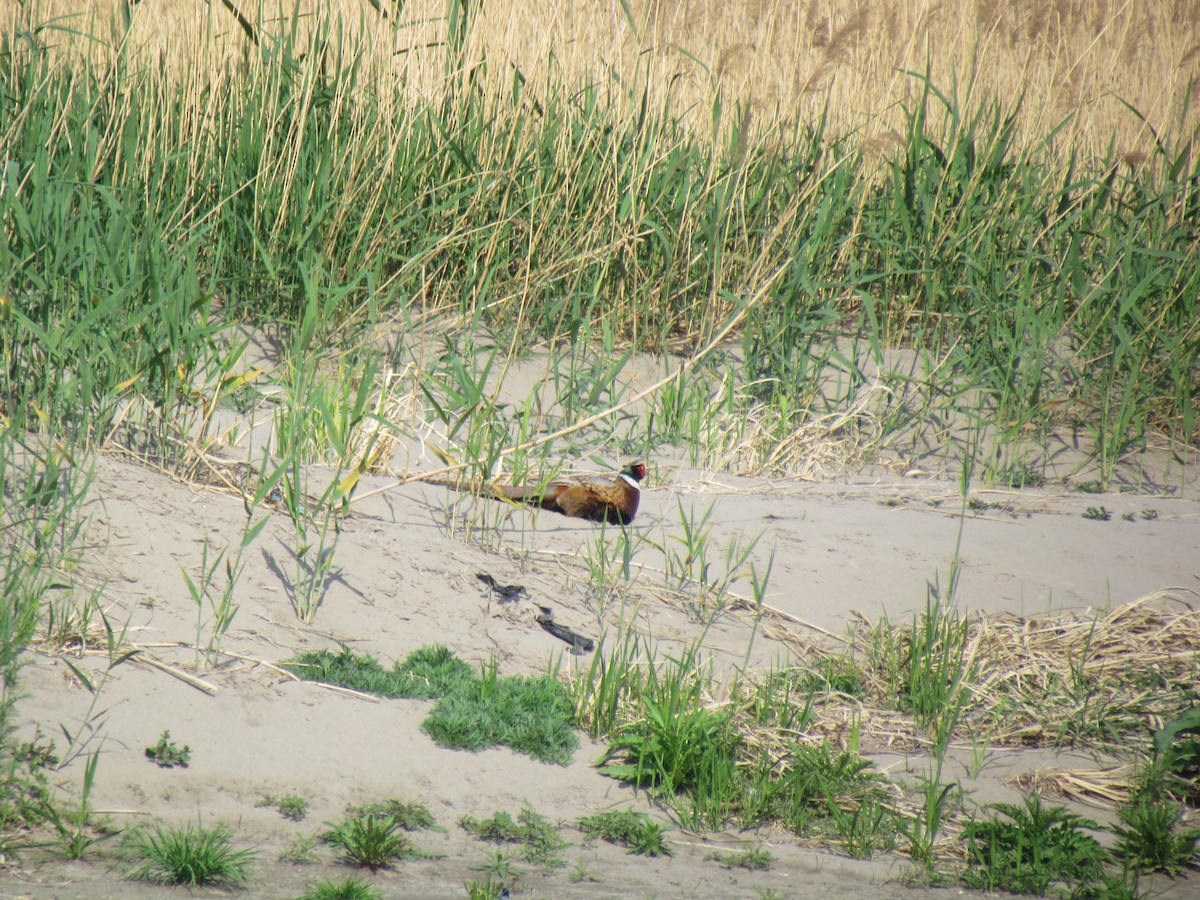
xmin=282 ymin=644 xmax=474 ymax=699
xmin=283 ymin=647 xmax=578 ymax=764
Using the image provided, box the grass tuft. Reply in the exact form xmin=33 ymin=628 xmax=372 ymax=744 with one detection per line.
xmin=578 ymin=810 xmax=673 ymax=857
xmin=961 ymin=796 xmax=1108 ymax=895
xmin=320 ymin=814 xmax=421 ymax=870
xmin=298 ymin=877 xmax=383 ymax=900
xmin=283 ymin=645 xmax=475 ymax=700
xmin=286 ymin=647 xmax=579 ymax=764
xmin=459 ymin=807 xmax=568 ymax=867
xmin=120 ymin=823 xmax=255 ymax=887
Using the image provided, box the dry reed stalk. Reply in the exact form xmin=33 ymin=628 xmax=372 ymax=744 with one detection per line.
xmin=1011 ymin=765 xmax=1141 ymax=807
xmin=696 ymin=381 xmax=891 ymax=478
xmin=12 ymin=0 xmax=1199 ymax=168
xmin=715 ymin=589 xmax=1200 ymax=783
xmin=847 ymin=590 xmax=1200 ymax=749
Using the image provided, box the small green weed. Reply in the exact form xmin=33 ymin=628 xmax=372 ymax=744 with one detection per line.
xmin=1110 ymin=798 xmax=1200 ymax=876
xmin=298 ymin=877 xmax=383 ymax=900
xmin=460 ymin=811 xmax=524 ymax=843
xmin=478 ymin=849 xmax=518 ymax=880
xmin=15 ymin=735 xmax=59 ymax=770
xmin=459 ymin=808 xmax=567 ymax=867
xmin=998 ymin=461 xmax=1045 ymax=489
xmin=568 ymin=858 xmax=599 ymax=882
xmin=348 ymin=799 xmax=437 ymax=831
xmin=144 ymin=731 xmax=191 ymax=768
xmin=279 ymin=834 xmax=320 ymax=864
xmin=320 ymin=814 xmax=420 ymax=869
xmin=780 ymin=744 xmax=883 ymax=812
xmin=465 ymin=877 xmax=509 ymax=900
xmin=851 ymin=797 xmax=899 ymax=859
xmin=1153 ymin=707 xmax=1200 ymax=799
xmin=257 ymin=793 xmax=308 ymax=821
xmin=706 ymin=845 xmax=775 ymax=870
xmin=120 ymin=823 xmax=255 ymax=887
xmin=802 ymin=658 xmax=866 ymax=695
xmin=961 ymin=796 xmax=1108 ymax=895
xmin=578 ymin=810 xmax=673 ymax=857
xmin=1082 ymin=506 xmax=1112 ymax=521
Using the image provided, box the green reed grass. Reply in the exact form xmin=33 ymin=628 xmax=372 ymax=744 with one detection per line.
xmin=3 ymin=6 xmax=1196 ymax=490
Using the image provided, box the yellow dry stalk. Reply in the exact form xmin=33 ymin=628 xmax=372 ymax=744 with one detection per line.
xmin=11 ymin=0 xmax=1199 ymax=167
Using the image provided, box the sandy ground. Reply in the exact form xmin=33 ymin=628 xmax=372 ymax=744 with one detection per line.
xmin=3 ymin=427 xmax=1199 ymax=897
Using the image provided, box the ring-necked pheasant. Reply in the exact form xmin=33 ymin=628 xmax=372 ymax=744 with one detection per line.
xmin=489 ymin=461 xmax=646 ymax=525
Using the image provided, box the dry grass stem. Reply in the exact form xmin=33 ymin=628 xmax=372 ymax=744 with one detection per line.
xmin=15 ymin=1 xmax=1197 ymax=170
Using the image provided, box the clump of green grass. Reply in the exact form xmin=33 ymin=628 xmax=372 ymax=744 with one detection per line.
xmin=735 ymin=742 xmax=893 ymax=851
xmin=256 ymin=793 xmax=308 ymax=821
xmin=800 ymin=658 xmax=867 ymax=695
xmin=961 ymin=796 xmax=1108 ymax=895
xmin=282 ymin=645 xmax=474 ymax=699
xmin=120 ymin=823 xmax=255 ymax=887
xmin=423 ymin=662 xmax=578 ymax=765
xmin=705 ymin=845 xmax=775 ymax=870
xmin=597 ymin=700 xmax=740 ymax=798
xmin=578 ymin=810 xmax=673 ymax=857
xmin=865 ymin=591 xmax=977 ymax=726
xmin=347 ymin=799 xmax=437 ymax=832
xmin=298 ymin=876 xmax=383 ymax=900
xmin=279 ymin=835 xmax=320 ymax=865
xmin=285 ymin=647 xmax=579 ymax=764
xmin=1110 ymin=798 xmax=1200 ymax=876
xmin=320 ymin=814 xmax=424 ymax=870
xmin=459 ymin=808 xmax=568 ymax=867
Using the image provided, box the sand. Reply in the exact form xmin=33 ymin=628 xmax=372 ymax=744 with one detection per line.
xmin=3 ymin=407 xmax=1199 ymax=897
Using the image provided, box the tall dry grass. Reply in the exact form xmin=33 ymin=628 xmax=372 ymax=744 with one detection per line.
xmin=10 ymin=0 xmax=1199 ymax=165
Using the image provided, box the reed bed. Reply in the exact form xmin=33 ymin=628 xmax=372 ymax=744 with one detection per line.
xmin=826 ymin=591 xmax=1200 ymax=753
xmin=16 ymin=0 xmax=1200 ymax=165
xmin=2 ymin=0 xmax=1197 ymax=491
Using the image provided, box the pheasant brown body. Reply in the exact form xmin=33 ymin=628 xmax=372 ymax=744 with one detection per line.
xmin=492 ymin=462 xmax=646 ymax=525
